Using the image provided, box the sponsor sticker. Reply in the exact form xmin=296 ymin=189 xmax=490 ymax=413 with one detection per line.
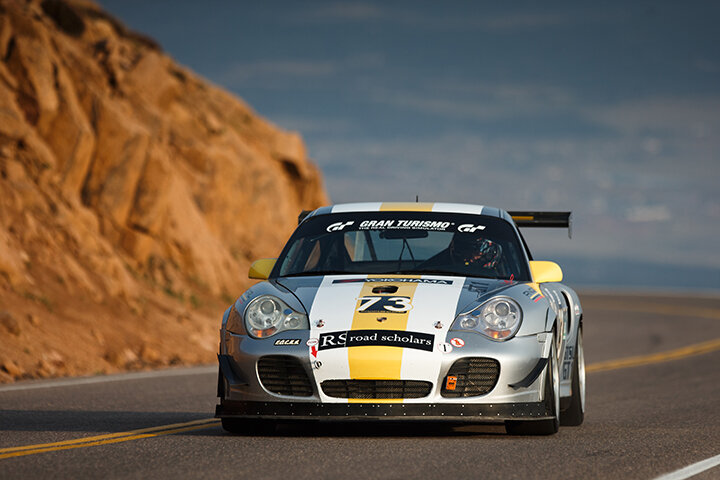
xmin=457 ymin=224 xmax=486 ymax=232
xmin=274 ymin=339 xmax=301 ymax=346
xmin=332 ymin=278 xmax=453 ymax=285
xmin=562 ymin=345 xmax=574 ymax=380
xmin=523 ymin=287 xmax=545 ymax=303
xmin=450 ymin=338 xmax=465 ymax=348
xmin=326 ymin=221 xmax=354 ymax=232
xmin=356 ymin=219 xmax=451 ymax=231
xmin=318 ymin=330 xmax=434 ymax=352
xmin=445 ymin=375 xmax=458 ymax=391
xmin=306 ymin=338 xmax=318 ymax=347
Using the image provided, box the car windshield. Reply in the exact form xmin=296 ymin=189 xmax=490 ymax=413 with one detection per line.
xmin=274 ymin=212 xmax=530 ymax=281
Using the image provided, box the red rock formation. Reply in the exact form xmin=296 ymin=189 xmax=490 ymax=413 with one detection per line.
xmin=0 ymin=0 xmax=328 ymax=381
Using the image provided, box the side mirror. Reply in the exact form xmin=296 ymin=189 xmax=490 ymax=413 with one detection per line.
xmin=529 ymin=260 xmax=563 ymax=283
xmin=248 ymin=258 xmax=277 ymax=280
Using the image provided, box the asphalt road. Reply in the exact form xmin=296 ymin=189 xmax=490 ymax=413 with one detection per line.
xmin=1 ymin=292 xmax=719 ymax=480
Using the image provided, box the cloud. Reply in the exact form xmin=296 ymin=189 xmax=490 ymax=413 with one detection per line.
xmin=296 ymin=3 xmax=620 ymax=32
xmin=625 ymin=205 xmax=672 ymax=223
xmin=217 ymin=54 xmax=386 ymax=89
xmin=300 ymin=2 xmax=385 ymax=22
xmin=218 ymin=60 xmax=339 ymax=86
xmin=694 ymin=58 xmax=720 ymax=73
xmin=367 ymin=81 xmax=576 ymax=121
xmin=582 ymin=96 xmax=720 ymax=137
xmin=272 ymin=115 xmax=355 ymax=135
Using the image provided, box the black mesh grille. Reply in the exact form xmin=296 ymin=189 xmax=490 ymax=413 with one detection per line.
xmin=441 ymin=357 xmax=500 ymax=398
xmin=257 ymin=355 xmax=313 ymax=397
xmin=321 ymin=380 xmax=432 ymax=399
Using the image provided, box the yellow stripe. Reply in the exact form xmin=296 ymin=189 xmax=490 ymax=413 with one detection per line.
xmin=348 ymin=276 xmax=420 ymax=401
xmin=0 ymin=420 xmax=220 ymax=459
xmin=511 ymin=215 xmax=534 ymax=221
xmin=586 ymin=337 xmax=720 ymax=373
xmin=379 ymin=202 xmax=434 ymax=211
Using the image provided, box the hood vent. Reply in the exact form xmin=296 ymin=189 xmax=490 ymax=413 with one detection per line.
xmin=372 ymin=285 xmax=398 ymax=294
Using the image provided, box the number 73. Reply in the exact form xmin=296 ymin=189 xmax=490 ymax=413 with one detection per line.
xmin=357 ymin=296 xmax=412 ymax=313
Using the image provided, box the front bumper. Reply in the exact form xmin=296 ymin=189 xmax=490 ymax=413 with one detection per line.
xmin=219 ymin=329 xmax=552 ymax=403
xmin=216 ymin=400 xmax=553 ymax=423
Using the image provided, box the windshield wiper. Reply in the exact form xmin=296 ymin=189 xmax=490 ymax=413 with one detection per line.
xmin=400 ymin=268 xmax=499 ymax=280
xmin=397 ymin=237 xmax=416 ymax=270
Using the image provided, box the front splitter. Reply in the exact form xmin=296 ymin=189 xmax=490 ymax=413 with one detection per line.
xmin=216 ymin=400 xmax=552 ymax=423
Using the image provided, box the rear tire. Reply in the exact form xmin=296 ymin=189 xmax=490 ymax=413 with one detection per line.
xmin=221 ymin=418 xmax=276 ymax=435
xmin=561 ymin=328 xmax=585 ymax=426
xmin=506 ymin=334 xmax=560 ymax=435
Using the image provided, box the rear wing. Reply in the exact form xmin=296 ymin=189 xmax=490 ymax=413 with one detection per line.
xmin=508 ymin=211 xmax=573 ymax=238
xmin=298 ymin=210 xmax=312 ymax=224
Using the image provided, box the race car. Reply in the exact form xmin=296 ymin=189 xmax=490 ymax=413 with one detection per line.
xmin=215 ymin=203 xmax=584 ymax=435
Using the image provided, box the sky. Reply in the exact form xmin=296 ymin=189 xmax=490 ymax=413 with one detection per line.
xmin=98 ymin=1 xmax=720 ymax=291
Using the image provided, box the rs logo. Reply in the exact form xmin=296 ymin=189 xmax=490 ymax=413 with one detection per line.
xmin=326 ymin=221 xmax=354 ymax=232
xmin=458 ymin=224 xmax=486 ymax=233
xmin=357 ymin=296 xmax=412 ymax=313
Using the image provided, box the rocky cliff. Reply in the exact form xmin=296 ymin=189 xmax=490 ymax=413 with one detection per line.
xmin=0 ymin=0 xmax=328 ymax=382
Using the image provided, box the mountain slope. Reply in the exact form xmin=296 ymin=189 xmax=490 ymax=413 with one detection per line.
xmin=0 ymin=0 xmax=328 ymax=381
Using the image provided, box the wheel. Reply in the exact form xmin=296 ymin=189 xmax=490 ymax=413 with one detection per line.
xmin=506 ymin=333 xmax=560 ymax=435
xmin=221 ymin=417 xmax=276 ymax=435
xmin=561 ymin=328 xmax=585 ymax=426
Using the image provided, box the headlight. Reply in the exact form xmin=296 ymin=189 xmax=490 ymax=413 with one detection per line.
xmin=242 ymin=295 xmax=308 ymax=338
xmin=452 ymin=297 xmax=522 ymax=341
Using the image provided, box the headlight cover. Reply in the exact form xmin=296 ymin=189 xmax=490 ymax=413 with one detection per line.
xmin=242 ymin=295 xmax=308 ymax=339
xmin=452 ymin=297 xmax=523 ymax=341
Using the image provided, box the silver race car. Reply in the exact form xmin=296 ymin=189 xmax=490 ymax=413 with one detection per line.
xmin=216 ymin=203 xmax=584 ymax=435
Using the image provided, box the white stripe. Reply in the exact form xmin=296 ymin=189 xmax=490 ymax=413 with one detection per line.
xmin=431 ymin=203 xmax=484 ymax=215
xmin=401 ymin=276 xmax=464 ymax=399
xmin=330 ymin=203 xmax=382 ymax=213
xmin=308 ymin=275 xmax=365 ymax=402
xmin=0 ymin=365 xmax=216 ymax=393
xmin=328 ymin=202 xmax=486 ymax=215
xmin=653 ymin=454 xmax=720 ymax=480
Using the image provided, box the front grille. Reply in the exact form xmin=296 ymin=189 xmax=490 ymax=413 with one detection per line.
xmin=321 ymin=380 xmax=432 ymax=399
xmin=441 ymin=357 xmax=500 ymax=398
xmin=257 ymin=355 xmax=313 ymax=397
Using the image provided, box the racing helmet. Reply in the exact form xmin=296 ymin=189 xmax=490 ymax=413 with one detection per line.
xmin=450 ymin=234 xmax=503 ymax=268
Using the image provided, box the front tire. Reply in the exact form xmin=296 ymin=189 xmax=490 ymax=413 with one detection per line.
xmin=506 ymin=334 xmax=560 ymax=435
xmin=561 ymin=328 xmax=585 ymax=426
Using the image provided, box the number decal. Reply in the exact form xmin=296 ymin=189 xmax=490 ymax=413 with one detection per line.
xmin=357 ymin=296 xmax=382 ymax=312
xmin=357 ymin=296 xmax=412 ymax=313
xmin=384 ymin=296 xmax=412 ymax=312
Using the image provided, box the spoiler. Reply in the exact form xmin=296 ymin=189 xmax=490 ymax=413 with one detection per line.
xmin=508 ymin=211 xmax=573 ymax=238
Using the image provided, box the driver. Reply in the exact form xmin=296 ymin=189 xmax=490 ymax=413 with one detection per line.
xmin=448 ymin=234 xmax=503 ymax=268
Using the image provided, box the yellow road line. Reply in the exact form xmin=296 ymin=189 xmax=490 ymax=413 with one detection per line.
xmin=0 ymin=419 xmax=220 ymax=459
xmin=586 ymin=337 xmax=720 ymax=373
xmin=582 ymin=301 xmax=720 ymax=320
